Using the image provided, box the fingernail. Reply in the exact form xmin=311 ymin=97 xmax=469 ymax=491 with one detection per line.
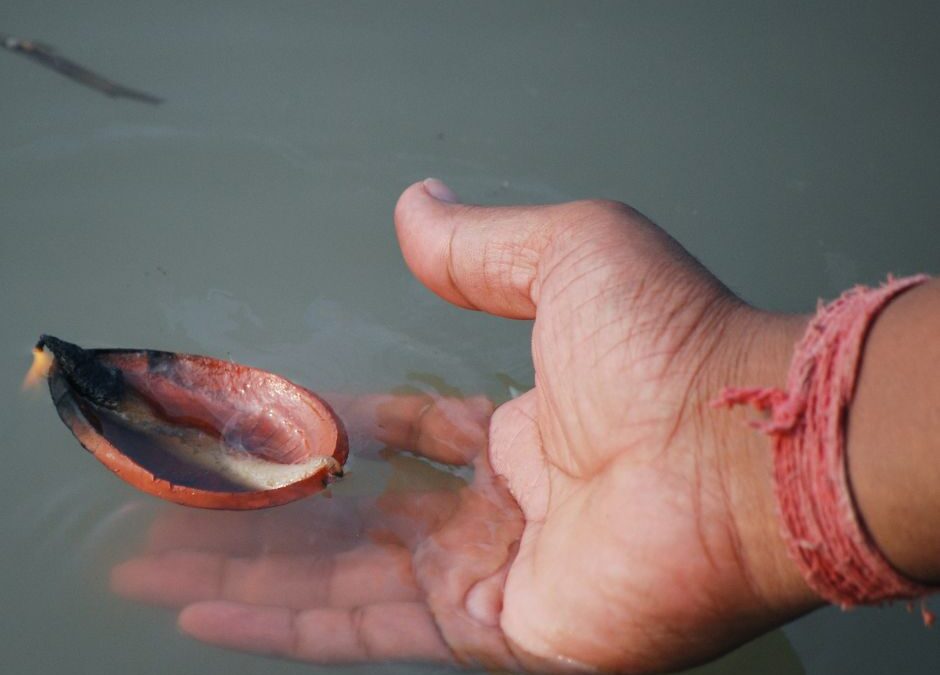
xmin=423 ymin=178 xmax=459 ymax=204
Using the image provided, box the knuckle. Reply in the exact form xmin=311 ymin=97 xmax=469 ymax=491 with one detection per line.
xmin=576 ymin=198 xmax=640 ymax=223
xmin=546 ymin=200 xmax=646 ymax=253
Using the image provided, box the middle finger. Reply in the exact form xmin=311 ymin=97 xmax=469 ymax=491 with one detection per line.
xmin=111 ymin=542 xmax=420 ymax=610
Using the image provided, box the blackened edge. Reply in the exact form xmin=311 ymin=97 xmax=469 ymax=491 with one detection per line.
xmin=37 ymin=334 xmax=125 ymax=409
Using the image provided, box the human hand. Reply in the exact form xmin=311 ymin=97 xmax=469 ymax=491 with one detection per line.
xmin=113 ymin=182 xmax=823 ymax=673
xmin=391 ymin=181 xmax=821 ymax=671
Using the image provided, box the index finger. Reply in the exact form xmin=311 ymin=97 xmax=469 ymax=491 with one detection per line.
xmin=327 ymin=392 xmax=493 ymax=465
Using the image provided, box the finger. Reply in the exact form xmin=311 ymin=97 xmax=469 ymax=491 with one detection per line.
xmin=144 ymin=508 xmax=265 ymax=556
xmin=394 ymin=179 xmax=567 ymax=318
xmin=178 ymin=600 xmax=453 ymax=664
xmin=111 ymin=544 xmax=419 ymax=609
xmin=329 ymin=392 xmax=492 ymax=464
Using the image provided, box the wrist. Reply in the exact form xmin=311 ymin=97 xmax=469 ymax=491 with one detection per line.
xmin=707 ymin=308 xmax=823 ymax=617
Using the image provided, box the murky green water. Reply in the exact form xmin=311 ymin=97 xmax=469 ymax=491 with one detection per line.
xmin=2 ymin=1 xmax=938 ymax=673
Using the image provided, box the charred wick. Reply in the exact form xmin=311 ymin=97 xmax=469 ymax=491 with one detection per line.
xmin=37 ymin=335 xmax=124 ymax=409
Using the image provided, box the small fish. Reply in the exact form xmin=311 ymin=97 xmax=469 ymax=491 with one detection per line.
xmin=1 ymin=33 xmax=163 ymax=104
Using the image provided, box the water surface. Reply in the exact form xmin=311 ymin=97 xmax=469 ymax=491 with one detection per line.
xmin=2 ymin=1 xmax=939 ymax=673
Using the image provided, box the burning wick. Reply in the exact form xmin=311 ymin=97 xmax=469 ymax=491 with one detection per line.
xmin=22 ymin=345 xmax=53 ymax=390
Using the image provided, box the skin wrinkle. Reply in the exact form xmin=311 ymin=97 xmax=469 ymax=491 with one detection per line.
xmin=492 ymin=239 xmax=519 ymax=314
xmin=559 ymin=377 xmax=602 ymax=476
xmin=534 ymin=252 xmax=635 ymax=472
xmin=690 ymin=445 xmax=719 ymax=577
xmin=534 ymin=209 xmax=611 ymax=289
xmin=635 ymin=276 xmax=703 ymax=361
xmin=633 ymin=254 xmax=697 ymax=317
xmin=692 ymin=306 xmax=766 ymax=605
xmin=711 ymin=423 xmax=766 ymax=611
xmin=507 ymin=237 xmax=539 ymax=314
xmin=574 ymin=278 xmax=635 ymax=321
xmin=588 ymin=321 xmax=664 ymax=379
xmin=546 ymin=331 xmax=679 ymax=479
xmin=528 ymin=349 xmax=563 ymax=456
xmin=693 ymin=394 xmax=747 ymax=604
xmin=537 ymin=248 xmax=634 ymax=325
xmin=446 ymin=214 xmax=481 ymax=312
xmin=522 ymin=431 xmax=552 ymax=526
xmin=540 ymin=236 xmax=618 ymax=299
xmin=643 ymin=296 xmax=743 ymax=592
xmin=543 ymin=468 xmax=587 ymax=529
xmin=489 ymin=231 xmax=541 ymax=316
xmin=712 ymin=310 xmax=809 ymax=613
xmin=521 ymin=226 xmax=551 ymax=309
xmin=571 ymin=285 xmax=629 ymax=348
xmin=584 ymin=271 xmax=711 ymax=387
xmin=537 ymin=379 xmax=588 ymax=479
xmin=659 ymin=295 xmax=736 ymax=454
xmin=493 ymin=403 xmax=547 ymax=523
xmin=532 ymin=388 xmax=556 ymax=524
xmin=480 ymin=235 xmax=510 ymax=314
xmin=455 ymin=204 xmax=546 ymax=317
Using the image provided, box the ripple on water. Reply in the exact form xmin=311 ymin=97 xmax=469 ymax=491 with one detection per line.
xmin=9 ymin=475 xmax=155 ymax=582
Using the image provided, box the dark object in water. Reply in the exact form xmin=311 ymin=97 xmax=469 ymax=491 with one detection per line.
xmin=37 ymin=335 xmax=347 ymax=509
xmin=1 ymin=34 xmax=163 ymax=104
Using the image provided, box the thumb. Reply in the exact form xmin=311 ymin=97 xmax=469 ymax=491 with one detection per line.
xmin=394 ymin=179 xmax=564 ymax=319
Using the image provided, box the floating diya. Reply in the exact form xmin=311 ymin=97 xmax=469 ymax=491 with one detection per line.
xmin=31 ymin=335 xmax=347 ymax=509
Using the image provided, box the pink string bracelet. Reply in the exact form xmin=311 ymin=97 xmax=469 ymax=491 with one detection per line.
xmin=713 ymin=275 xmax=937 ymax=624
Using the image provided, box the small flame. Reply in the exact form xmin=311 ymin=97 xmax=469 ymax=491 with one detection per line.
xmin=22 ymin=346 xmax=53 ymax=390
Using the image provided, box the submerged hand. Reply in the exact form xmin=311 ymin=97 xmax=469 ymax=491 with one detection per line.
xmin=114 ymin=183 xmax=823 ymax=673
xmin=113 ymin=393 xmax=529 ymax=666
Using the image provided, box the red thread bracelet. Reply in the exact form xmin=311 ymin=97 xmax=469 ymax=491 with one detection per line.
xmin=714 ymin=275 xmax=936 ymax=620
